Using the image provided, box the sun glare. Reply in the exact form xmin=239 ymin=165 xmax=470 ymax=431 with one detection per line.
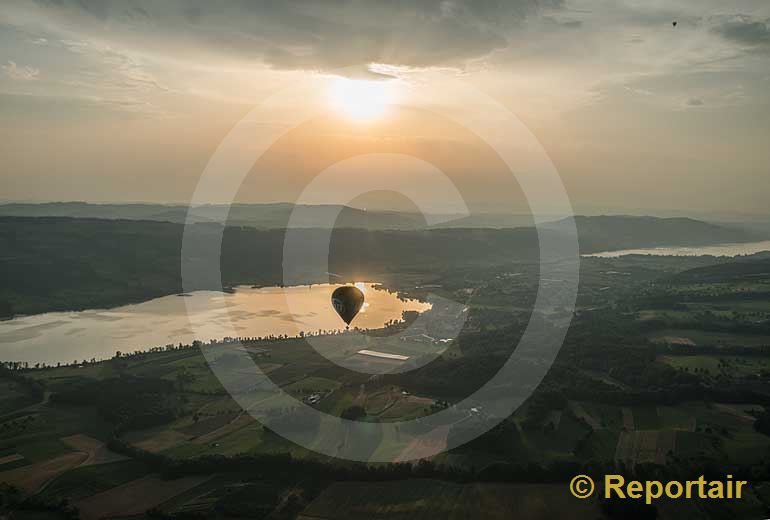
xmin=354 ymin=282 xmax=370 ymax=313
xmin=330 ymin=78 xmax=394 ymax=120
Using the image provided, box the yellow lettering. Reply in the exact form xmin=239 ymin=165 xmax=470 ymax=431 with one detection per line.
xmin=646 ymin=481 xmax=663 ymax=504
xmin=666 ymin=481 xmax=683 ymax=499
xmin=605 ymin=475 xmax=626 ymax=498
xmin=736 ymin=481 xmax=747 ymax=499
xmin=697 ymin=475 xmax=707 ymax=498
xmin=708 ymin=481 xmax=724 ymax=499
xmin=594 ymin=475 xmax=747 ymax=502
xmin=627 ymin=481 xmax=643 ymax=499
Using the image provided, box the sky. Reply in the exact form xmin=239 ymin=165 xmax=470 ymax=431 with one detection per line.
xmin=1 ymin=1 xmax=769 ymax=216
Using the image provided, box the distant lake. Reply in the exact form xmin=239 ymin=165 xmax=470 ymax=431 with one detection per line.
xmin=0 ymin=283 xmax=431 ymax=365
xmin=584 ymin=240 xmax=770 ymax=259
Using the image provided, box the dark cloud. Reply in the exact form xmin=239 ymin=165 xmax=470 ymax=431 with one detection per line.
xmin=712 ymin=15 xmax=770 ymax=47
xmin=686 ymin=98 xmax=704 ymax=106
xmin=561 ymin=20 xmax=583 ymax=29
xmin=20 ymin=0 xmax=564 ymax=71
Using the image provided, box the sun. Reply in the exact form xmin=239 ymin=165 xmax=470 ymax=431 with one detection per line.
xmin=329 ymin=77 xmax=394 ymax=120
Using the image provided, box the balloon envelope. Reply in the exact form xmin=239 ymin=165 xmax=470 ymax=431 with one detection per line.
xmin=331 ymin=286 xmax=365 ymax=326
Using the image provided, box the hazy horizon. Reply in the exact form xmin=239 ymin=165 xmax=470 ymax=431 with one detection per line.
xmin=2 ymin=1 xmax=770 ymax=215
xmin=1 ymin=199 xmax=770 ymax=221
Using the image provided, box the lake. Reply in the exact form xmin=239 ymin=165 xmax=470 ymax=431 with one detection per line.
xmin=584 ymin=240 xmax=770 ymax=258
xmin=0 ymin=283 xmax=431 ymax=365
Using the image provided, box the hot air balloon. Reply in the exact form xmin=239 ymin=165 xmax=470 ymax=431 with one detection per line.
xmin=331 ymin=286 xmax=365 ymax=328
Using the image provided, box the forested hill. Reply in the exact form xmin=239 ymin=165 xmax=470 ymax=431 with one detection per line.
xmin=0 ymin=202 xmax=547 ymax=230
xmin=0 ymin=202 xmax=426 ymax=230
xmin=0 ymin=217 xmax=543 ymax=314
xmin=0 ymin=214 xmax=760 ymax=315
xmin=671 ymin=254 xmax=770 ymax=283
xmin=545 ymin=215 xmax=760 ymax=252
xmin=2 ymin=203 xmax=762 ymax=240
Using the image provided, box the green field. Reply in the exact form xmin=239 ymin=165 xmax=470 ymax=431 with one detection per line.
xmin=284 ymin=376 xmax=342 ymax=399
xmin=524 ymin=409 xmax=592 ymax=460
xmin=162 ymin=420 xmax=266 ymax=459
xmin=575 ymin=402 xmax=623 ymax=430
xmin=657 ymin=406 xmax=696 ymax=431
xmin=0 ymin=380 xmax=39 ymax=415
xmin=649 ymin=329 xmax=770 ymax=348
xmin=631 ymin=406 xmax=660 ymax=430
xmin=660 ymin=354 xmax=770 ymax=378
xmin=40 ymin=460 xmax=150 ymax=502
xmin=575 ymin=429 xmax=619 ymax=461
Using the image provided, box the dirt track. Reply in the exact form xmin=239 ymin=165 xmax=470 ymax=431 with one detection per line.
xmin=61 ymin=434 xmax=127 ymax=466
xmin=0 ymin=453 xmax=24 ymax=465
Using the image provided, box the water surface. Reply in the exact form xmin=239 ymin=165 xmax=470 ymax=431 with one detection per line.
xmin=585 ymin=240 xmax=770 ymax=258
xmin=0 ymin=283 xmax=430 ymax=365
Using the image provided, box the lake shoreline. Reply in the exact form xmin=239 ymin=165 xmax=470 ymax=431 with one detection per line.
xmin=584 ymin=240 xmax=770 ymax=258
xmin=0 ymin=283 xmax=431 ymax=366
xmin=4 ymin=277 xmax=392 ymax=320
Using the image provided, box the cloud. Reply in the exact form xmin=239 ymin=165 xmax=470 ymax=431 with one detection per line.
xmin=711 ymin=15 xmax=770 ymax=47
xmin=4 ymin=0 xmax=769 ymax=116
xmin=678 ymin=87 xmax=749 ymax=111
xmin=624 ymin=86 xmax=654 ymax=97
xmin=561 ymin=20 xmax=583 ymax=29
xmin=2 ymin=61 xmax=40 ymax=81
xmin=13 ymin=0 xmax=564 ymax=72
xmin=47 ymin=37 xmax=169 ymax=94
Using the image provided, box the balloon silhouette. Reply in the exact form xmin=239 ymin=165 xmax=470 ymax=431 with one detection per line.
xmin=331 ymin=286 xmax=365 ymax=327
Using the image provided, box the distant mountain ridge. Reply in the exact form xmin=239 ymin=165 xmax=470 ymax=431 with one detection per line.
xmin=544 ymin=215 xmax=763 ymax=253
xmin=0 ymin=204 xmax=763 ymax=253
xmin=0 ymin=202 xmax=552 ymax=230
xmin=0 ymin=202 xmax=429 ymax=230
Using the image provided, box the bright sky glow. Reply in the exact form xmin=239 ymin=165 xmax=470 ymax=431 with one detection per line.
xmin=330 ymin=78 xmax=395 ymax=120
xmin=1 ymin=1 xmax=769 ymax=214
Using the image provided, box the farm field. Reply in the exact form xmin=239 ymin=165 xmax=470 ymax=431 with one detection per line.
xmin=0 ymin=451 xmax=87 ymax=493
xmin=61 ymin=434 xmax=127 ymax=466
xmin=660 ymin=354 xmax=770 ymax=378
xmin=574 ymin=402 xmax=623 ymax=430
xmin=0 ymin=433 xmax=126 ymax=493
xmin=648 ymin=329 xmax=770 ymax=348
xmin=0 ymin=381 xmax=39 ymax=415
xmin=299 ymin=480 xmax=602 ymax=520
xmin=39 ymin=460 xmax=150 ymax=502
xmin=75 ymin=474 xmax=214 ymax=520
xmin=2 ymin=253 xmax=770 ymax=518
xmin=614 ymin=430 xmax=676 ymax=465
xmin=122 ymin=427 xmax=189 ymax=453
xmin=525 ymin=410 xmax=591 ymax=456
